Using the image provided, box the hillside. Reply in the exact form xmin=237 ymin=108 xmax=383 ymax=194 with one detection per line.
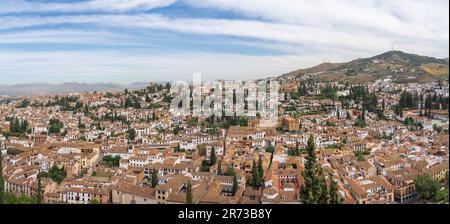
xmin=281 ymin=51 xmax=449 ymax=83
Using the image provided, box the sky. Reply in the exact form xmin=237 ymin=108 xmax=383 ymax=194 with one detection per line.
xmin=0 ymin=0 xmax=448 ymax=84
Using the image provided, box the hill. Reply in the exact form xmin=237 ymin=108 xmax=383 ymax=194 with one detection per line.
xmin=281 ymin=51 xmax=449 ymax=83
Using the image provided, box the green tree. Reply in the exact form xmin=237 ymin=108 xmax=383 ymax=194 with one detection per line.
xmin=217 ymin=160 xmax=222 ymax=175
xmin=251 ymin=160 xmax=261 ymax=187
xmin=49 ymin=119 xmax=64 ymax=134
xmin=0 ymin=153 xmax=4 ymax=204
xmin=299 ymin=135 xmax=328 ymax=204
xmin=258 ymin=156 xmax=264 ymax=178
xmin=152 ymin=111 xmax=157 ymax=120
xmin=266 ymin=144 xmax=275 ymax=153
xmin=354 ymin=109 xmax=366 ymax=128
xmin=4 ymin=192 xmax=38 ymax=204
xmin=209 ymin=146 xmax=217 ymax=166
xmin=40 ymin=165 xmax=66 ymax=184
xmin=225 ymin=166 xmax=236 ymax=176
xmin=102 ymin=155 xmax=121 ymax=167
xmin=174 ymin=144 xmax=181 ymax=153
xmin=321 ymin=84 xmax=337 ymax=100
xmin=37 ymin=172 xmax=42 ymax=204
xmin=88 ymin=199 xmax=100 ymax=204
xmin=434 ymin=188 xmax=449 ymax=203
xmin=151 ymin=169 xmax=158 ymax=188
xmin=414 ymin=174 xmax=440 ymax=202
xmin=328 ymin=173 xmax=342 ymax=204
xmin=186 ymin=181 xmax=193 ymax=204
xmin=127 ymin=128 xmax=136 ymax=141
xmin=232 ymin=174 xmax=238 ymax=196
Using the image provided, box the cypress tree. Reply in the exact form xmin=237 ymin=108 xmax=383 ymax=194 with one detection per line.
xmin=186 ymin=181 xmax=193 ymax=204
xmin=151 ymin=169 xmax=158 ymax=188
xmin=299 ymin=135 xmax=328 ymax=204
xmin=328 ymin=173 xmax=342 ymax=204
xmin=37 ymin=172 xmax=42 ymax=204
xmin=251 ymin=160 xmax=260 ymax=187
xmin=217 ymin=160 xmax=222 ymax=175
xmin=0 ymin=153 xmax=4 ymax=204
xmin=318 ymin=169 xmax=329 ymax=204
xmin=232 ymin=174 xmax=238 ymax=196
xmin=14 ymin=117 xmax=20 ymax=133
xmin=258 ymin=156 xmax=264 ymax=178
xmin=210 ymin=146 xmax=217 ymax=166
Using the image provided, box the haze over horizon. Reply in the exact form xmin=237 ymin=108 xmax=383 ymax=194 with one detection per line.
xmin=0 ymin=0 xmax=449 ymax=85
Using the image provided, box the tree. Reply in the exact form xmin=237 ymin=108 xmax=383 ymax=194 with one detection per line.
xmin=49 ymin=119 xmax=64 ymax=134
xmin=37 ymin=172 xmax=42 ymax=204
xmin=209 ymin=146 xmax=217 ymax=166
xmin=152 ymin=111 xmax=157 ymax=120
xmin=225 ymin=166 xmax=236 ymax=176
xmin=88 ymin=199 xmax=100 ymax=204
xmin=258 ymin=156 xmax=264 ymax=178
xmin=299 ymin=135 xmax=328 ymax=204
xmin=251 ymin=160 xmax=260 ymax=187
xmin=217 ymin=160 xmax=222 ymax=175
xmin=321 ymin=84 xmax=337 ymax=100
xmin=151 ymin=169 xmax=158 ymax=188
xmin=434 ymin=188 xmax=449 ymax=203
xmin=414 ymin=174 xmax=440 ymax=202
xmin=174 ymin=144 xmax=181 ymax=153
xmin=78 ymin=117 xmax=85 ymax=129
xmin=328 ymin=173 xmax=343 ymax=204
xmin=232 ymin=174 xmax=238 ymax=196
xmin=186 ymin=181 xmax=193 ymax=204
xmin=200 ymin=160 xmax=211 ymax=172
xmin=266 ymin=144 xmax=275 ymax=153
xmin=299 ymin=83 xmax=308 ymax=96
xmin=39 ymin=165 xmax=66 ymax=184
xmin=127 ymin=128 xmax=136 ymax=141
xmin=102 ymin=155 xmax=121 ymax=167
xmin=354 ymin=110 xmax=366 ymax=128
xmin=4 ymin=192 xmax=38 ymax=204
xmin=355 ymin=150 xmax=366 ymax=161
xmin=0 ymin=153 xmax=4 ymax=204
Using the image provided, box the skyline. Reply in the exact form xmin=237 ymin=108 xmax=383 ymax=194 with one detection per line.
xmin=0 ymin=0 xmax=449 ymax=84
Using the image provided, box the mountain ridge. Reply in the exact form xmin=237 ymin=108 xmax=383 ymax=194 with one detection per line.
xmin=281 ymin=50 xmax=449 ymax=83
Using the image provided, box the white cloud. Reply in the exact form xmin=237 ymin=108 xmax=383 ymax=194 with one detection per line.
xmin=2 ymin=13 xmax=445 ymax=57
xmin=0 ymin=0 xmax=177 ymax=13
xmin=0 ymin=0 xmax=448 ymax=84
xmin=186 ymin=0 xmax=449 ymax=40
xmin=0 ymin=29 xmax=138 ymax=45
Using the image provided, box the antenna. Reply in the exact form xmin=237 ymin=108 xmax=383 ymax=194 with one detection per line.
xmin=391 ymin=41 xmax=395 ymax=51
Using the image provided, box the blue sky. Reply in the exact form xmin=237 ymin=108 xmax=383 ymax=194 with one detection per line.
xmin=0 ymin=0 xmax=449 ymax=84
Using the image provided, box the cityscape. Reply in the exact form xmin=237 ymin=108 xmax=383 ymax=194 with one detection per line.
xmin=0 ymin=0 xmax=449 ymax=205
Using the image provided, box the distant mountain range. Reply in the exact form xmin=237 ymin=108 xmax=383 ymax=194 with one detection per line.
xmin=1 ymin=51 xmax=448 ymax=96
xmin=281 ymin=51 xmax=449 ymax=83
xmin=0 ymin=82 xmax=150 ymax=96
